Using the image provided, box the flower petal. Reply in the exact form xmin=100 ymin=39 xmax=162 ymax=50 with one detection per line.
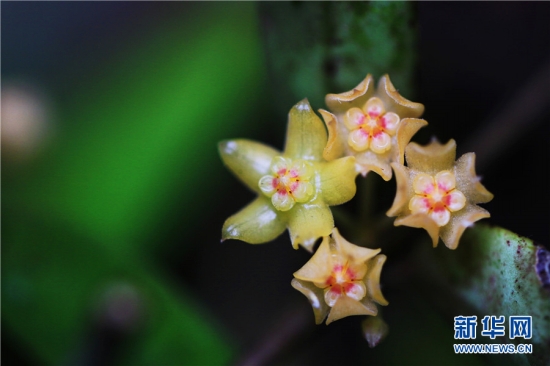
xmin=377 ymin=74 xmax=424 ymax=118
xmin=394 ymin=213 xmax=441 ymax=247
xmin=387 ymin=163 xmax=413 ymax=216
xmin=222 ymin=197 xmax=286 ymax=244
xmin=453 ymin=153 xmax=494 ymax=204
xmin=270 ymin=155 xmax=290 ymax=175
xmin=355 ymin=152 xmax=393 ymax=181
xmin=288 ymin=203 xmax=333 ymax=251
xmin=326 ymin=295 xmax=377 ymax=325
xmin=409 ymin=195 xmax=431 ymax=215
xmin=430 ymin=207 xmax=451 ymax=227
xmin=284 ymin=99 xmax=327 ymax=161
xmin=365 ymin=254 xmax=389 ymax=306
xmin=394 ymin=118 xmax=428 ymax=166
xmin=439 ymin=204 xmax=491 ymax=249
xmin=405 ymin=139 xmax=457 ymax=174
xmin=348 ymin=129 xmax=370 ymax=151
xmin=291 ymin=278 xmax=329 ymax=325
xmin=325 ymin=74 xmax=376 ymax=114
xmin=271 ymin=191 xmax=295 ymax=211
xmin=345 ymin=282 xmax=367 ymax=301
xmin=319 ymin=156 xmax=357 ymax=206
xmin=435 ymin=170 xmax=456 ymax=192
xmin=344 ymin=107 xmax=367 ymax=130
xmin=219 ymin=139 xmax=279 ymax=193
xmin=292 ymin=181 xmax=314 ymax=202
xmin=370 ymin=132 xmax=391 ymax=154
xmin=381 ymin=112 xmax=400 ymax=135
xmin=413 ymin=173 xmax=435 ymax=195
xmin=332 ymin=227 xmax=380 ymax=265
xmin=447 ymin=190 xmax=466 ymax=212
xmin=364 ymin=97 xmax=386 ymax=118
xmin=319 ymin=109 xmax=345 ymax=161
xmin=258 ymin=175 xmax=276 ymax=196
xmin=293 ymin=236 xmax=333 ymax=282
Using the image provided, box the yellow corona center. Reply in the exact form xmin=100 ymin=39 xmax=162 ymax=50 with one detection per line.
xmin=343 ymin=97 xmax=400 ymax=154
xmin=409 ymin=171 xmax=467 ymax=227
xmin=258 ymin=156 xmax=314 ymax=211
xmin=314 ymin=256 xmax=367 ymax=307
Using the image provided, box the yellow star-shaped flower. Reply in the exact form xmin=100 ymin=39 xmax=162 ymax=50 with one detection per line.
xmin=219 ymin=99 xmax=358 ymax=251
xmin=319 ymin=74 xmax=427 ymax=181
xmin=292 ymin=228 xmax=388 ymax=324
xmin=387 ymin=139 xmax=494 ymax=249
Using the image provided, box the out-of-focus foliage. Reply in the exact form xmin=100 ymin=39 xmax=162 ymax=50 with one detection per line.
xmin=3 ymin=3 xmax=264 ymax=364
xmin=259 ymin=2 xmax=417 ymax=116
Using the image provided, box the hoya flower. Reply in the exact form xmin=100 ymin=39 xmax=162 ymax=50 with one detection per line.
xmin=387 ymin=139 xmax=494 ymax=249
xmin=291 ymin=228 xmax=388 ymax=324
xmin=319 ymin=74 xmax=427 ymax=181
xmin=219 ymin=99 xmax=357 ymax=251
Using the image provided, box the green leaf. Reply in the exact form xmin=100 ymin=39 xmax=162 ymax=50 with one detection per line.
xmin=259 ymin=2 xmax=417 ymax=115
xmin=436 ymin=225 xmax=550 ymax=366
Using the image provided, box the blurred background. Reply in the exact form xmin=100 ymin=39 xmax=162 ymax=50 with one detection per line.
xmin=2 ymin=2 xmax=549 ymax=365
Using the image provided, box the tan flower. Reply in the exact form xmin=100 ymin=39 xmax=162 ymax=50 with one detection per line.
xmin=387 ymin=139 xmax=494 ymax=249
xmin=319 ymin=74 xmax=427 ymax=181
xmin=291 ymin=228 xmax=388 ymax=324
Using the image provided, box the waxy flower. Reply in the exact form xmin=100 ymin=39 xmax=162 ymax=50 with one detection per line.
xmin=219 ymin=99 xmax=357 ymax=251
xmin=387 ymin=139 xmax=494 ymax=249
xmin=319 ymin=74 xmax=427 ymax=181
xmin=291 ymin=228 xmax=388 ymax=324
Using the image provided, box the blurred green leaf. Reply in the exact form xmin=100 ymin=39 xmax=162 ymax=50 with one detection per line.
xmin=259 ymin=2 xmax=417 ymax=115
xmin=436 ymin=225 xmax=550 ymax=365
xmin=4 ymin=2 xmax=264 ymax=364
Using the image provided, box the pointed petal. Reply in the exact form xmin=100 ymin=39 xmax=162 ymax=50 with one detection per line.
xmin=319 ymin=156 xmax=358 ymax=206
xmin=453 ymin=153 xmax=494 ymax=204
xmin=222 ymin=197 xmax=286 ymax=244
xmin=325 ymin=74 xmax=376 ymax=114
xmin=394 ymin=213 xmax=441 ymax=247
xmin=377 ymin=74 xmax=424 ymax=118
xmin=326 ymin=296 xmax=377 ymax=325
xmin=355 ymin=151 xmax=393 ymax=181
xmin=405 ymin=139 xmax=457 ymax=174
xmin=284 ymin=99 xmax=327 ymax=161
xmin=219 ymin=139 xmax=279 ymax=193
xmin=439 ymin=204 xmax=491 ymax=249
xmin=395 ymin=118 xmax=428 ymax=166
xmin=332 ymin=228 xmax=380 ymax=264
xmin=387 ymin=163 xmax=413 ymax=216
xmin=291 ymin=279 xmax=329 ymax=325
xmin=293 ymin=236 xmax=333 ymax=283
xmin=365 ymin=254 xmax=389 ymax=306
xmin=319 ymin=109 xmax=345 ymax=161
xmin=288 ymin=203 xmax=333 ymax=251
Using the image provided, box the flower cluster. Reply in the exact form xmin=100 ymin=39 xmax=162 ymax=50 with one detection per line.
xmin=218 ymin=74 xmax=493 ymax=333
